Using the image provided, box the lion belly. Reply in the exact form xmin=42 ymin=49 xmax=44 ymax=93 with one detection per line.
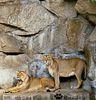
xmin=59 ymin=72 xmax=75 ymax=77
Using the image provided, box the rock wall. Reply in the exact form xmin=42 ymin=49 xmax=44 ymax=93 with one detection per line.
xmin=0 ymin=0 xmax=96 ymax=99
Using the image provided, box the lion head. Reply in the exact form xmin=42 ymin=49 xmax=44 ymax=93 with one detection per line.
xmin=16 ymin=71 xmax=27 ymax=83
xmin=41 ymin=54 xmax=54 ymax=66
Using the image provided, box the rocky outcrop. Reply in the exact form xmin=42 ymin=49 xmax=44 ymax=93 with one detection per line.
xmin=0 ymin=2 xmax=56 ymax=35
xmin=75 ymin=0 xmax=96 ymax=25
xmin=0 ymin=89 xmax=90 ymax=100
xmin=0 ymin=33 xmax=23 ymax=53
xmin=42 ymin=0 xmax=77 ymax=18
xmin=0 ymin=0 xmax=95 ymax=99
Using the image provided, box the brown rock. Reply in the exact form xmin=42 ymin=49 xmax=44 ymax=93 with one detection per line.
xmin=87 ymin=14 xmax=96 ymax=25
xmin=66 ymin=18 xmax=81 ymax=49
xmin=1 ymin=89 xmax=90 ymax=100
xmin=4 ymin=54 xmax=30 ymax=68
xmin=89 ymin=27 xmax=96 ymax=42
xmin=0 ymin=3 xmax=56 ymax=35
xmin=66 ymin=16 xmax=94 ymax=51
xmin=42 ymin=0 xmax=77 ymax=18
xmin=0 ymin=33 xmax=23 ymax=53
xmin=75 ymin=0 xmax=96 ymax=14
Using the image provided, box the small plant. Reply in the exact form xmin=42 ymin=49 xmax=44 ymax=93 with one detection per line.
xmin=88 ymin=0 xmax=96 ymax=4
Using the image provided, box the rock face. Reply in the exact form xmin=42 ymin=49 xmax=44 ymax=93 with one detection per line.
xmin=75 ymin=0 xmax=96 ymax=25
xmin=0 ymin=0 xmax=96 ymax=99
xmin=0 ymin=2 xmax=56 ymax=35
xmin=0 ymin=33 xmax=23 ymax=53
xmin=0 ymin=89 xmax=90 ymax=100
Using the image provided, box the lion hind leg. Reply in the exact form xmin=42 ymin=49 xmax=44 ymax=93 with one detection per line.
xmin=75 ymin=73 xmax=83 ymax=89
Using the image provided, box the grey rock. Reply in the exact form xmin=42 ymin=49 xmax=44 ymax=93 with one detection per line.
xmin=87 ymin=14 xmax=96 ymax=25
xmin=24 ymin=16 xmax=94 ymax=57
xmin=4 ymin=54 xmax=30 ymax=68
xmin=75 ymin=0 xmax=96 ymax=25
xmin=0 ymin=2 xmax=56 ymax=35
xmin=83 ymin=78 xmax=92 ymax=92
xmin=0 ymin=33 xmax=23 ymax=53
xmin=0 ymin=89 xmax=90 ymax=100
xmin=28 ymin=59 xmax=51 ymax=78
xmin=42 ymin=0 xmax=77 ymax=18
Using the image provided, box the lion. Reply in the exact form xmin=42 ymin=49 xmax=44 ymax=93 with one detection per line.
xmin=5 ymin=71 xmax=55 ymax=93
xmin=41 ymin=54 xmax=87 ymax=89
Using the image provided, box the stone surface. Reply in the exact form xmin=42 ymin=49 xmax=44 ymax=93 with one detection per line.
xmin=0 ymin=0 xmax=95 ymax=99
xmin=26 ymin=16 xmax=94 ymax=56
xmin=0 ymin=2 xmax=56 ymax=35
xmin=75 ymin=0 xmax=96 ymax=25
xmin=42 ymin=0 xmax=77 ymax=18
xmin=0 ymin=0 xmax=40 ymax=5
xmin=87 ymin=27 xmax=96 ymax=80
xmin=75 ymin=0 xmax=96 ymax=14
xmin=86 ymin=14 xmax=96 ymax=25
xmin=0 ymin=33 xmax=23 ymax=53
xmin=0 ymin=89 xmax=90 ymax=100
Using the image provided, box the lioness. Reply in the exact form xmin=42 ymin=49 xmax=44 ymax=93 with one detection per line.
xmin=41 ymin=54 xmax=86 ymax=89
xmin=5 ymin=71 xmax=55 ymax=93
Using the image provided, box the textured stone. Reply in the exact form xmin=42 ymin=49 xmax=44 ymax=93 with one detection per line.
xmin=0 ymin=0 xmax=95 ymax=99
xmin=87 ymin=14 xmax=96 ymax=25
xmin=20 ymin=16 xmax=94 ymax=56
xmin=42 ymin=0 xmax=77 ymax=18
xmin=0 ymin=3 xmax=56 ymax=35
xmin=0 ymin=89 xmax=90 ymax=100
xmin=89 ymin=27 xmax=96 ymax=42
xmin=0 ymin=33 xmax=23 ymax=53
xmin=0 ymin=0 xmax=14 ymax=3
xmin=75 ymin=0 xmax=96 ymax=14
xmin=66 ymin=16 xmax=94 ymax=50
xmin=85 ymin=27 xmax=96 ymax=100
xmin=26 ymin=18 xmax=68 ymax=55
xmin=0 ymin=0 xmax=40 ymax=5
xmin=4 ymin=54 xmax=30 ymax=67
xmin=75 ymin=0 xmax=96 ymax=25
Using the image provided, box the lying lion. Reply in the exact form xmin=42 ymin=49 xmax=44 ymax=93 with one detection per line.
xmin=5 ymin=71 xmax=55 ymax=93
xmin=41 ymin=54 xmax=87 ymax=89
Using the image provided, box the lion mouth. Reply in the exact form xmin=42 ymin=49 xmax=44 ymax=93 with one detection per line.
xmin=17 ymin=78 xmax=23 ymax=82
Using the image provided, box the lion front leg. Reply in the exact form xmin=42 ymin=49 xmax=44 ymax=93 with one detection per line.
xmin=54 ymin=73 xmax=60 ymax=90
xmin=5 ymin=86 xmax=21 ymax=93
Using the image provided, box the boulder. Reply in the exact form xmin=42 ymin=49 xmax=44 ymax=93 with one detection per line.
xmin=75 ymin=0 xmax=96 ymax=14
xmin=42 ymin=0 xmax=77 ymax=18
xmin=75 ymin=0 xmax=96 ymax=25
xmin=0 ymin=2 xmax=56 ymax=35
xmin=0 ymin=33 xmax=23 ymax=53
xmin=84 ymin=27 xmax=96 ymax=99
xmin=24 ymin=16 xmax=94 ymax=56
xmin=86 ymin=14 xmax=96 ymax=25
xmin=4 ymin=54 xmax=30 ymax=67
